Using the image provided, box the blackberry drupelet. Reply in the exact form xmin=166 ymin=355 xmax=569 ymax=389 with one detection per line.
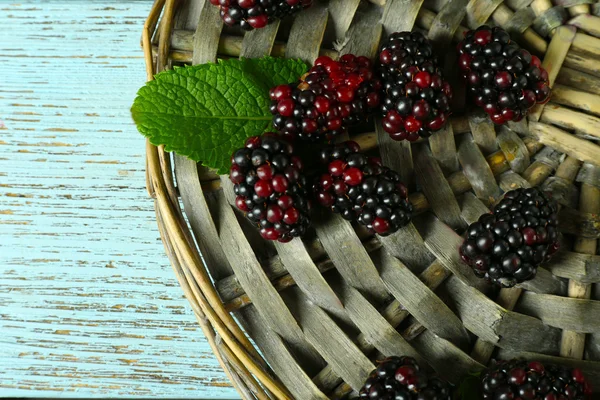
xmin=270 ymin=54 xmax=382 ymax=141
xmin=230 ymin=134 xmax=311 ymax=242
xmin=378 ymin=31 xmax=453 ymax=142
xmin=359 ymin=356 xmax=453 ymax=399
xmin=458 ymin=25 xmax=551 ymax=124
xmin=481 ymin=359 xmax=593 ymax=399
xmin=313 ymin=141 xmax=412 ymax=236
xmin=210 ymin=0 xmax=312 ymax=31
xmin=460 ymin=187 xmax=560 ymax=287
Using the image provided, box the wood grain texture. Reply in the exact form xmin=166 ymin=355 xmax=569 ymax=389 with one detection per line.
xmin=0 ymin=1 xmax=237 ymax=398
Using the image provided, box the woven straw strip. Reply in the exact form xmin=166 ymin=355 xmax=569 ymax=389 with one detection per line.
xmin=468 ymin=111 xmax=500 ymax=154
xmin=533 ymin=6 xmax=568 ymax=36
xmin=568 ymin=13 xmax=600 ymax=36
xmin=381 ymin=0 xmax=424 ymax=34
xmin=238 ymin=307 xmax=328 ymax=400
xmin=379 ymin=224 xmax=435 ymax=272
xmin=284 ymin=2 xmax=328 ymax=63
xmin=457 ymin=134 xmax=503 ymax=205
xmin=313 ymin=214 xmax=390 ymax=303
xmin=496 ymin=128 xmax=531 ymax=173
xmin=325 ymin=0 xmax=362 ymax=41
xmin=506 ymin=0 xmax=535 ymax=8
xmin=466 ymin=0 xmax=505 ymax=28
xmin=414 ymin=145 xmax=465 ymax=229
xmin=377 ymin=250 xmax=471 ymax=346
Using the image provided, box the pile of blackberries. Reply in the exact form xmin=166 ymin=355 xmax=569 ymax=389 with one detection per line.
xmin=358 ymin=356 xmax=453 ymax=399
xmin=377 ymin=31 xmax=453 ymax=142
xmin=270 ymin=55 xmax=382 ymax=141
xmin=313 ymin=141 xmax=413 ymax=236
xmin=460 ymin=187 xmax=560 ymax=287
xmin=210 ymin=0 xmax=312 ymax=30
xmin=482 ymin=359 xmax=593 ymax=399
xmin=230 ymin=134 xmax=311 ymax=242
xmin=458 ymin=25 xmax=551 ymax=124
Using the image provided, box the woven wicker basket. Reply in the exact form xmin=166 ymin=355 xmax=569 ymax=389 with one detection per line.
xmin=142 ymin=0 xmax=600 ymax=398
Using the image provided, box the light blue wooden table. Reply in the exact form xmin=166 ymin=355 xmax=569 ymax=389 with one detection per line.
xmin=0 ymin=1 xmax=238 ymax=398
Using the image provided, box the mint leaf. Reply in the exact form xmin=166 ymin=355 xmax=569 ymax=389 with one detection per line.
xmin=131 ymin=57 xmax=308 ymax=174
xmin=454 ymin=373 xmax=482 ymax=400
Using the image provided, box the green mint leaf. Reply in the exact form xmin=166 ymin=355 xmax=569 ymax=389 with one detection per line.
xmin=131 ymin=57 xmax=308 ymax=174
xmin=454 ymin=374 xmax=482 ymax=400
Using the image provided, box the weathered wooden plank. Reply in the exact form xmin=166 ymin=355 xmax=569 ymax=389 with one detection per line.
xmin=0 ymin=1 xmax=240 ymax=397
xmin=427 ymin=0 xmax=469 ymax=51
xmin=546 ymin=250 xmax=600 ymax=285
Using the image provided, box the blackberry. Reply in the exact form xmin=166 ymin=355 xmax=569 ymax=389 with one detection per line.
xmin=378 ymin=31 xmax=453 ymax=142
xmin=229 ymin=134 xmax=311 ymax=242
xmin=211 ymin=0 xmax=312 ymax=30
xmin=481 ymin=359 xmax=593 ymax=399
xmin=458 ymin=25 xmax=551 ymax=124
xmin=313 ymin=141 xmax=412 ymax=236
xmin=460 ymin=187 xmax=560 ymax=287
xmin=359 ymin=356 xmax=453 ymax=399
xmin=270 ymin=54 xmax=382 ymax=141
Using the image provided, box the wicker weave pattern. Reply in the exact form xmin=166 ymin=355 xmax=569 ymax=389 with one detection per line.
xmin=142 ymin=0 xmax=600 ymax=398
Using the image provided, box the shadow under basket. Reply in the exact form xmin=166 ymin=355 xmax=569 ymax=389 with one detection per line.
xmin=142 ymin=0 xmax=600 ymax=398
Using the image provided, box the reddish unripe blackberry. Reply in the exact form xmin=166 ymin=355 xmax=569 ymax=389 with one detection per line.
xmin=460 ymin=187 xmax=560 ymax=287
xmin=210 ymin=0 xmax=312 ymax=30
xmin=378 ymin=31 xmax=453 ymax=142
xmin=481 ymin=359 xmax=593 ymax=399
xmin=313 ymin=141 xmax=412 ymax=236
xmin=458 ymin=25 xmax=551 ymax=124
xmin=359 ymin=356 xmax=453 ymax=399
xmin=230 ymin=134 xmax=310 ymax=242
xmin=270 ymin=54 xmax=382 ymax=141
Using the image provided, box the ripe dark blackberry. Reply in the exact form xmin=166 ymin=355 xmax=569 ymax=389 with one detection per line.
xmin=481 ymin=359 xmax=593 ymax=399
xmin=378 ymin=31 xmax=453 ymax=142
xmin=229 ymin=134 xmax=311 ymax=242
xmin=210 ymin=0 xmax=312 ymax=31
xmin=460 ymin=187 xmax=560 ymax=287
xmin=270 ymin=54 xmax=382 ymax=141
xmin=458 ymin=25 xmax=551 ymax=124
xmin=359 ymin=356 xmax=452 ymax=399
xmin=313 ymin=141 xmax=412 ymax=236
